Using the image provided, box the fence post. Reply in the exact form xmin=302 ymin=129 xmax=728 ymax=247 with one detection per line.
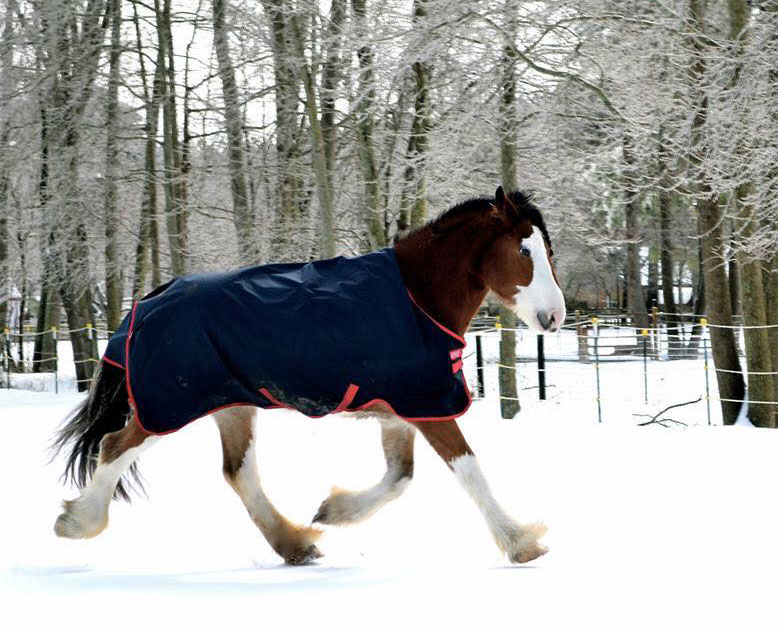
xmin=641 ymin=328 xmax=649 ymax=404
xmin=593 ymin=317 xmax=602 ymax=423
xmin=3 ymin=326 xmax=8 ymax=389
xmin=475 ymin=333 xmax=484 ymax=398
xmin=52 ymin=326 xmax=59 ymax=395
xmin=701 ymin=318 xmax=711 ymax=426
xmin=537 ymin=334 xmax=546 ymax=400
xmin=652 ymin=306 xmax=660 ymax=359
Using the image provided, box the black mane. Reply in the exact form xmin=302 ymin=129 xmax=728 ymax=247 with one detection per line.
xmin=427 ymin=190 xmax=551 ymax=247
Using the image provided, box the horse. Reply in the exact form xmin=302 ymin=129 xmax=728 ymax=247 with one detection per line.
xmin=52 ymin=186 xmax=565 ymax=566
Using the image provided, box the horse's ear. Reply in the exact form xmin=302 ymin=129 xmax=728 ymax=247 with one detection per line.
xmin=495 ymin=186 xmax=506 ymax=208
xmin=494 ymin=185 xmax=519 ymax=222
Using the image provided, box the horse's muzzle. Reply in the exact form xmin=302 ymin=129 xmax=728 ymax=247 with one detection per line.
xmin=537 ymin=309 xmax=562 ymax=332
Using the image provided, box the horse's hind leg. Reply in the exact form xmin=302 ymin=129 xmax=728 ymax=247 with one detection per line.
xmin=213 ymin=406 xmax=323 ymax=565
xmin=413 ymin=419 xmax=547 ymax=564
xmin=55 ymin=419 xmax=157 ymax=538
xmin=313 ymin=416 xmax=415 ymax=525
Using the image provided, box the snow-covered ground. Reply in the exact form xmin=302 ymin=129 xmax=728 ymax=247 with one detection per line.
xmin=2 ymin=369 xmax=778 ymax=630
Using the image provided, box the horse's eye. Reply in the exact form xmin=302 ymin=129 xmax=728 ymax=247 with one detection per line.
xmin=520 ymin=246 xmax=531 ymax=258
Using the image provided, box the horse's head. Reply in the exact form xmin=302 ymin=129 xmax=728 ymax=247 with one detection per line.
xmin=482 ymin=186 xmax=566 ymax=333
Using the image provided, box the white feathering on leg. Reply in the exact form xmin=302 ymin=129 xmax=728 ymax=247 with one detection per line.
xmin=450 ymin=454 xmax=548 ymax=563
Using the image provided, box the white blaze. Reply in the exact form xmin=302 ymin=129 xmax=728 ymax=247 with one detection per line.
xmin=513 ymin=226 xmax=566 ymax=332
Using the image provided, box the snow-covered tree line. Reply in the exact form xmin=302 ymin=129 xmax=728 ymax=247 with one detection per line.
xmin=0 ymin=0 xmax=775 ymax=425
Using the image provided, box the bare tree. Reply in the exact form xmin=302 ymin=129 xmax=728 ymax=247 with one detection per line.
xmin=688 ymin=0 xmax=745 ymax=423
xmin=104 ymin=0 xmax=123 ymax=331
xmin=398 ymin=0 xmax=432 ymax=231
xmin=497 ymin=0 xmax=520 ymax=419
xmin=131 ymin=0 xmax=163 ymax=297
xmin=212 ymin=0 xmax=257 ymax=265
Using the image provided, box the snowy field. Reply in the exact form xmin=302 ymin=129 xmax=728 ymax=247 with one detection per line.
xmin=2 ymin=363 xmax=778 ymax=630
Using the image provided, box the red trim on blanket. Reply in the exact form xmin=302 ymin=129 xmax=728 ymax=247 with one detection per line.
xmin=258 ymin=387 xmax=291 ymax=409
xmin=451 ymin=360 xmax=463 ymax=373
xmin=406 ymin=290 xmax=466 ymax=346
xmin=102 ymin=356 xmax=125 ymax=370
xmin=133 ymin=401 xmax=263 ymax=436
xmin=334 ymin=383 xmax=360 ymax=413
xmin=449 ymin=349 xmax=463 ymax=361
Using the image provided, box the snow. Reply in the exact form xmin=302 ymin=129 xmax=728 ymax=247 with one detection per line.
xmin=2 ymin=349 xmax=777 ymax=630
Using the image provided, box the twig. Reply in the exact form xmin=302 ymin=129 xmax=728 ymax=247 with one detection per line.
xmin=634 ymin=397 xmax=701 ymax=426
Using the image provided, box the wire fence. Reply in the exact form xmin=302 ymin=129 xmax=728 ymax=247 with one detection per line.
xmin=2 ymin=310 xmax=777 ymax=425
xmin=464 ymin=309 xmax=778 ymax=425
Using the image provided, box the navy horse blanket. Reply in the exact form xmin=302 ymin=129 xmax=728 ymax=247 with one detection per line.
xmin=103 ymin=248 xmax=471 ymax=434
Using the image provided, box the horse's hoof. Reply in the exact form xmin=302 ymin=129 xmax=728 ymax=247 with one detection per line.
xmin=509 ymin=542 xmax=549 ymax=564
xmin=312 ymin=506 xmax=327 ymax=524
xmin=284 ymin=544 xmax=324 ymax=566
xmin=54 ymin=500 xmax=108 ymax=539
xmin=312 ymin=487 xmax=361 ymax=525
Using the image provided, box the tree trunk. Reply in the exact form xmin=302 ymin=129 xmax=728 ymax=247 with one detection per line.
xmin=688 ymin=0 xmax=745 ymax=423
xmin=351 ymin=0 xmax=385 ymax=248
xmin=735 ymin=187 xmax=774 ymax=427
xmin=687 ymin=233 xmax=705 ymax=357
xmin=131 ymin=1 xmax=163 ymax=297
xmin=35 ymin=1 xmax=110 ymax=389
xmin=497 ymin=0 xmax=521 ymax=418
xmin=728 ymin=254 xmax=742 ymax=317
xmin=0 ymin=0 xmax=15 ymax=348
xmin=104 ymin=0 xmax=123 ymax=330
xmin=156 ymin=0 xmax=187 ymax=276
xmin=290 ymin=12 xmax=336 ymax=258
xmin=762 ymin=0 xmax=778 ymax=410
xmin=658 ymin=172 xmax=681 ymax=356
xmin=262 ymin=0 xmax=303 ymax=259
xmin=320 ymin=0 xmax=345 ymax=175
xmin=622 ymin=135 xmax=649 ymax=333
xmin=727 ymin=0 xmax=774 ymax=426
xmin=766 ymin=257 xmax=778 ymax=407
xmin=32 ymin=31 xmax=58 ymax=370
xmin=212 ymin=0 xmax=257 ymax=265
xmin=398 ymin=0 xmax=432 ymax=232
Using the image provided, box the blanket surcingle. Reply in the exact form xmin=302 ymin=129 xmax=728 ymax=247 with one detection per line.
xmin=103 ymin=248 xmax=471 ymax=434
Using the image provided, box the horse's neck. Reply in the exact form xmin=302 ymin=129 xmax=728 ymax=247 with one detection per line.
xmin=394 ymin=229 xmax=490 ymax=337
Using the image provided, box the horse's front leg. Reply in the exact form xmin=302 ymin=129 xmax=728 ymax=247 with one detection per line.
xmin=412 ymin=420 xmax=547 ymax=564
xmin=314 ymin=416 xmax=415 ymax=525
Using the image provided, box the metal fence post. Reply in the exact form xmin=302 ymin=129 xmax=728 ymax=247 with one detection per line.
xmin=537 ymin=334 xmax=546 ymax=400
xmin=701 ymin=318 xmax=711 ymax=426
xmin=475 ymin=333 xmax=484 ymax=398
xmin=3 ymin=326 xmax=8 ymax=389
xmin=593 ymin=317 xmax=602 ymax=423
xmin=641 ymin=328 xmax=649 ymax=404
xmin=52 ymin=326 xmax=59 ymax=395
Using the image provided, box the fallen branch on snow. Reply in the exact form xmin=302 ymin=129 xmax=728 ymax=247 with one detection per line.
xmin=633 ymin=397 xmax=702 ymax=427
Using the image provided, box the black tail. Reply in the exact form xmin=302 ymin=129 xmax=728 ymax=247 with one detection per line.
xmin=51 ymin=362 xmax=142 ymax=501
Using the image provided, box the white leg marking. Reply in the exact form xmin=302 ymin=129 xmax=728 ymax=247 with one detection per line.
xmin=451 ymin=454 xmax=548 ymax=563
xmin=233 ymin=438 xmax=283 ymax=532
xmin=314 ymin=417 xmax=414 ymax=525
xmin=54 ymin=436 xmax=158 ymax=539
xmin=230 ymin=434 xmax=322 ymax=564
xmin=315 ymin=465 xmax=412 ymax=525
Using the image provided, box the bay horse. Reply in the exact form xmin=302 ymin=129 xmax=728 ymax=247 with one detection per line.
xmin=52 ymin=186 xmax=565 ymax=565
